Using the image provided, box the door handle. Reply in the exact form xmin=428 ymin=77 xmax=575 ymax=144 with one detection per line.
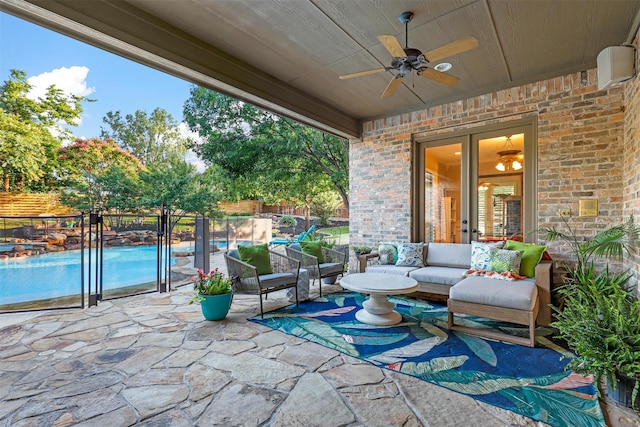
xmin=471 ymin=229 xmax=477 ymax=233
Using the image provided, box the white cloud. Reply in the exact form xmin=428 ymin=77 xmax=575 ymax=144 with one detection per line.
xmin=27 ymin=66 xmax=95 ymax=99
xmin=178 ymin=122 xmax=207 ymax=172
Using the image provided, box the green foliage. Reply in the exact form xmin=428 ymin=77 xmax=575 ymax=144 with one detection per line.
xmin=552 ymin=267 xmax=640 ymax=409
xmin=310 ymin=190 xmax=342 ymax=226
xmin=352 ymin=246 xmax=372 ymax=254
xmin=58 ymin=138 xmax=144 ymax=212
xmin=277 ymin=215 xmax=297 ymax=228
xmin=183 ymin=88 xmax=349 ymax=209
xmin=189 ymin=268 xmax=232 ymax=304
xmin=0 ymin=69 xmax=89 ymax=192
xmin=100 ymin=108 xmax=191 ymax=166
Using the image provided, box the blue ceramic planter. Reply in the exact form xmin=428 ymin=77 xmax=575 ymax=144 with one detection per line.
xmin=199 ymin=292 xmax=233 ymax=321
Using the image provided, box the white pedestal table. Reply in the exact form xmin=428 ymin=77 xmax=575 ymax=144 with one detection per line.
xmin=339 ymin=273 xmax=418 ymax=326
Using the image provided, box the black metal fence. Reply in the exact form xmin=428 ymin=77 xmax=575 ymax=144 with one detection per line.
xmin=0 ymin=214 xmax=270 ymax=313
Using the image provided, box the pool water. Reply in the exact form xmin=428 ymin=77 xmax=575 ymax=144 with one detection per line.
xmin=0 ymin=244 xmax=184 ymax=305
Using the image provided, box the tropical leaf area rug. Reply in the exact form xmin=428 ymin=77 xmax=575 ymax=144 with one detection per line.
xmin=251 ymin=292 xmax=606 ymax=427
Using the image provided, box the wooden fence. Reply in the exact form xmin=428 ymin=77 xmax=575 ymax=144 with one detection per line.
xmin=0 ymin=193 xmax=72 ymax=217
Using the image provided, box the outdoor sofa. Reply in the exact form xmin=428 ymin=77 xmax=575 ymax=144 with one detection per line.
xmin=358 ymin=242 xmax=552 ymax=347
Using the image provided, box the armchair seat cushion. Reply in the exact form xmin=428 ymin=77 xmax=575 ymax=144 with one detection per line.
xmin=449 ymin=276 xmax=538 ymax=311
xmin=318 ymin=262 xmax=343 ymax=276
xmin=247 ymin=272 xmax=297 ymax=290
xmin=409 ymin=266 xmax=467 ymax=286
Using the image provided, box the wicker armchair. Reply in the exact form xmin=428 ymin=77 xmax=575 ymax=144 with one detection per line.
xmin=285 ymin=243 xmax=347 ymax=297
xmin=224 ymin=249 xmax=300 ymax=318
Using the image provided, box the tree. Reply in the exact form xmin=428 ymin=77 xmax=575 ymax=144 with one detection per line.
xmin=183 ymin=88 xmax=349 ymax=209
xmin=138 ymin=158 xmax=224 ymax=231
xmin=100 ymin=108 xmax=192 ymax=166
xmin=58 ymin=138 xmax=144 ymax=212
xmin=0 ymin=69 xmax=88 ymax=192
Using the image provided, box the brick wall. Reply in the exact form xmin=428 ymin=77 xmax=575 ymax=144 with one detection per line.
xmin=351 ymin=68 xmax=635 ymax=273
xmin=624 ymin=31 xmax=640 ymax=287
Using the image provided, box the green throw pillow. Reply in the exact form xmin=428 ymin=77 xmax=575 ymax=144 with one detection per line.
xmin=238 ymin=243 xmax=272 ymax=275
xmin=505 ymin=240 xmax=547 ymax=278
xmin=488 ymin=248 xmax=523 ymax=274
xmin=300 ymin=240 xmax=325 ymax=263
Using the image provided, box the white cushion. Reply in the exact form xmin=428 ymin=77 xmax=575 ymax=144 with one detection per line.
xmin=425 ymin=243 xmax=471 ymax=268
xmin=449 ymin=276 xmax=537 ymax=311
xmin=365 ymin=264 xmax=418 ymax=276
xmin=409 ymin=266 xmax=467 ymax=286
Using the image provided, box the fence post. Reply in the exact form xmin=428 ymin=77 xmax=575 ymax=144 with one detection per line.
xmin=195 ymin=217 xmax=210 ymax=272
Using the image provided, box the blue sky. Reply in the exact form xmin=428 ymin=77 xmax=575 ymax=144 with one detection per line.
xmin=0 ymin=12 xmax=194 ymax=139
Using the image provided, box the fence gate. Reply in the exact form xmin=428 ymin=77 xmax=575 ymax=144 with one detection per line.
xmin=87 ymin=212 xmax=170 ymax=306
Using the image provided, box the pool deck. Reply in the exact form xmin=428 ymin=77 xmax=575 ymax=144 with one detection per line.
xmin=0 ymin=251 xmax=547 ymax=426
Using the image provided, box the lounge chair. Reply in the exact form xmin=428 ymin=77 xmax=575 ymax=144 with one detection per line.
xmin=269 ymin=224 xmax=316 ymax=247
xmin=285 ymin=242 xmax=347 ymax=297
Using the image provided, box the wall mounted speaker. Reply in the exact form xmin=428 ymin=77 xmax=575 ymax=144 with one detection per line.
xmin=597 ymin=45 xmax=635 ymax=90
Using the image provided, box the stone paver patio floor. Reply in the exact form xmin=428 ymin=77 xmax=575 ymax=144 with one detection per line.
xmin=1 ymin=270 xmax=548 ymax=426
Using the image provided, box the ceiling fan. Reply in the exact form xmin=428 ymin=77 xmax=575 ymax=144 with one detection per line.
xmin=339 ymin=11 xmax=479 ymax=99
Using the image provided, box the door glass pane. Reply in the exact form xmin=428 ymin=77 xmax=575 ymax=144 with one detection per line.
xmin=424 ymin=144 xmax=461 ymax=243
xmin=477 ymin=134 xmax=524 ymax=241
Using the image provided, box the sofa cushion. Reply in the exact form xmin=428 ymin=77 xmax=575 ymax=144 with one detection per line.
xmin=425 ymin=243 xmax=471 ymax=269
xmin=396 ymin=242 xmax=425 ymax=267
xmin=378 ymin=242 xmax=398 ymax=265
xmin=488 ymin=248 xmax=523 ymax=274
xmin=470 ymin=241 xmax=504 ymax=270
xmin=449 ymin=276 xmax=537 ymax=311
xmin=409 ymin=266 xmax=467 ymax=286
xmin=504 ymin=240 xmax=547 ymax=278
xmin=366 ymin=264 xmax=419 ymax=277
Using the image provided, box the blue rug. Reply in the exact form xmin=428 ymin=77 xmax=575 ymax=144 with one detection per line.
xmin=251 ymin=292 xmax=605 ymax=427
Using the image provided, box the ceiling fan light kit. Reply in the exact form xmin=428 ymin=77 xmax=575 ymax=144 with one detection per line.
xmin=339 ymin=11 xmax=479 ymax=99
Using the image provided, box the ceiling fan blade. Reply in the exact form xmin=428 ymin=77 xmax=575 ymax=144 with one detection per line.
xmin=420 ymin=68 xmax=459 ymax=87
xmin=339 ymin=68 xmax=386 ymax=79
xmin=377 ymin=35 xmax=406 ymax=58
xmin=423 ymin=36 xmax=478 ymax=62
xmin=381 ymin=76 xmax=403 ymax=99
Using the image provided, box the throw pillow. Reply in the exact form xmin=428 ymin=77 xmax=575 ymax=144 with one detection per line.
xmin=377 ymin=242 xmax=398 ymax=265
xmin=470 ymin=241 xmax=505 ymax=270
xmin=488 ymin=248 xmax=523 ymax=274
xmin=505 ymin=240 xmax=547 ymax=278
xmin=238 ymin=243 xmax=272 ymax=275
xmin=300 ymin=240 xmax=325 ymax=263
xmin=395 ymin=242 xmax=424 ymax=267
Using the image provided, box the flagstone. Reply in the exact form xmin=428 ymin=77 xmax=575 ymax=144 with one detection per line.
xmin=0 ymin=344 xmax=32 ymax=359
xmin=113 ymin=346 xmax=177 ymax=374
xmin=59 ymin=341 xmax=88 ymax=352
xmin=199 ymin=352 xmax=305 ymax=387
xmin=164 ymin=348 xmax=208 ymax=367
xmin=0 ymin=325 xmax=26 ymax=346
xmin=250 ymin=329 xmax=293 ymax=348
xmin=277 ymin=341 xmax=339 ymax=370
xmin=72 ymin=405 xmax=138 ymax=427
xmin=125 ymin=367 xmax=186 ymax=386
xmin=323 ymin=363 xmax=386 ymax=387
xmin=122 ymin=384 xmax=189 ymax=419
xmin=109 ymin=324 xmax=153 ymax=338
xmin=52 ymin=312 xmax=129 ymax=336
xmin=207 ymin=339 xmax=256 ymax=355
xmin=20 ymin=321 xmax=63 ymax=344
xmin=341 ymin=392 xmax=422 ymax=427
xmin=74 ymin=343 xmax=103 ymax=356
xmin=185 ymin=363 xmax=231 ymax=401
xmin=56 ymin=388 xmax=127 ymax=422
xmin=13 ymin=365 xmax=57 ymax=385
xmin=5 ymin=350 xmax=38 ymax=362
xmin=271 ymin=372 xmax=356 ymax=426
xmin=197 ymin=382 xmax=286 ymax=426
xmin=29 ymin=338 xmax=59 ymax=351
xmin=46 ymin=371 xmax=124 ymax=399
xmin=137 ymin=409 xmax=192 ymax=427
xmin=0 ymin=397 xmax=24 ymax=419
xmin=181 ymin=340 xmax=209 ymax=350
xmin=181 ymin=394 xmax=211 ymax=419
xmin=102 ymin=335 xmax=138 ymax=350
xmin=134 ymin=331 xmax=185 ymax=348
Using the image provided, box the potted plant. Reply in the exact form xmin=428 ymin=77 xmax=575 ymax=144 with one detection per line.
xmin=538 ymin=215 xmax=640 ymax=411
xmin=352 ymin=245 xmax=372 ymax=257
xmin=189 ymin=268 xmax=233 ymax=320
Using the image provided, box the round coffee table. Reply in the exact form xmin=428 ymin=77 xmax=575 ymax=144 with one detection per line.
xmin=340 ymin=273 xmax=418 ymax=326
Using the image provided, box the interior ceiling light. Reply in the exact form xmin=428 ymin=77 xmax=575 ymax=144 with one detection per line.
xmin=434 ymin=62 xmax=452 ymax=72
xmin=495 ymin=135 xmax=523 ymax=172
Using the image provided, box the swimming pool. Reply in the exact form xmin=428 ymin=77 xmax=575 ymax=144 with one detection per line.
xmin=0 ymin=244 xmax=184 ymax=305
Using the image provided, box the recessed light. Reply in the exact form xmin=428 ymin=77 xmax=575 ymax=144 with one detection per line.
xmin=434 ymin=62 xmax=452 ymax=72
